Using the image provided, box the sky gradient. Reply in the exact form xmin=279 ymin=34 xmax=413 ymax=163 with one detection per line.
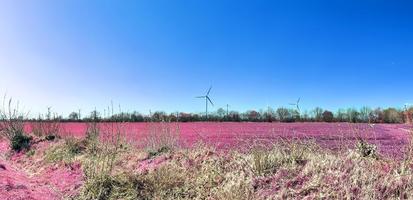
xmin=0 ymin=0 xmax=412 ymax=116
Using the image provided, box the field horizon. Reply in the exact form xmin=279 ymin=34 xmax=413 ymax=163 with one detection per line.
xmin=2 ymin=0 xmax=413 ymax=199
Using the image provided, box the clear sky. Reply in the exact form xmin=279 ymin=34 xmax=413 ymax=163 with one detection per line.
xmin=0 ymin=0 xmax=412 ymax=116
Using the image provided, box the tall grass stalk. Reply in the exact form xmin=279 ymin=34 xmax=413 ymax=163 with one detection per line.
xmin=32 ymin=107 xmax=61 ymax=139
xmin=0 ymin=97 xmax=32 ymax=151
xmin=80 ymin=105 xmax=127 ymax=199
xmin=143 ymin=122 xmax=180 ymax=156
xmin=0 ymin=97 xmax=26 ymax=140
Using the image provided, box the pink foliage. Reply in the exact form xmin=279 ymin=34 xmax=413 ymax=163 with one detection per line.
xmin=28 ymin=122 xmax=411 ymax=156
xmin=0 ymin=140 xmax=83 ymax=200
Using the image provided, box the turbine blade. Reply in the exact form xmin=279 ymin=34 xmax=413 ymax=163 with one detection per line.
xmin=206 ymin=86 xmax=212 ymax=95
xmin=297 ymin=98 xmax=301 ymax=104
xmin=207 ymin=96 xmax=214 ymax=106
xmin=196 ymin=96 xmax=205 ymax=98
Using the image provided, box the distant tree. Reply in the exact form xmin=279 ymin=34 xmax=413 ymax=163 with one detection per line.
xmin=68 ymin=112 xmax=79 ymax=121
xmin=229 ymin=111 xmax=241 ymax=122
xmin=322 ymin=110 xmax=334 ymax=122
xmin=383 ymin=108 xmax=403 ymax=123
xmin=371 ymin=108 xmax=384 ymax=123
xmin=276 ymin=108 xmax=290 ymax=122
xmin=168 ymin=113 xmax=177 ymax=122
xmin=246 ymin=110 xmax=260 ymax=122
xmin=152 ymin=111 xmax=167 ymax=122
xmin=360 ymin=106 xmax=372 ymax=123
xmin=301 ymin=111 xmax=310 ymax=122
xmin=46 ymin=107 xmax=52 ymax=120
xmin=217 ymin=108 xmax=225 ymax=119
xmin=264 ymin=107 xmax=275 ymax=122
xmin=335 ymin=109 xmax=347 ymax=122
xmin=89 ymin=110 xmax=101 ymax=121
xmin=192 ymin=114 xmax=201 ymax=121
xmin=60 ymin=105 xmax=412 ymax=124
xmin=346 ymin=108 xmax=360 ymax=123
xmin=130 ymin=112 xmax=144 ymax=122
xmin=178 ymin=112 xmax=191 ymax=122
xmin=290 ymin=109 xmax=300 ymax=122
xmin=312 ymin=107 xmax=324 ymax=122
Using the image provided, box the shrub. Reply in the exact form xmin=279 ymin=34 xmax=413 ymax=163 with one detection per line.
xmin=45 ymin=134 xmax=56 ymax=141
xmin=322 ymin=110 xmax=334 ymax=122
xmin=11 ymin=133 xmax=32 ymax=152
xmin=26 ymin=149 xmax=35 ymax=157
xmin=355 ymin=140 xmax=378 ymax=158
xmin=45 ymin=137 xmax=86 ymax=163
xmin=79 ymin=166 xmax=186 ymax=200
xmin=0 ymin=98 xmax=31 ymax=151
xmin=79 ymin=172 xmax=115 ymax=200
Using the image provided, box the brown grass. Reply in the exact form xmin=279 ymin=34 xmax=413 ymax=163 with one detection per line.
xmin=35 ymin=122 xmax=413 ymax=199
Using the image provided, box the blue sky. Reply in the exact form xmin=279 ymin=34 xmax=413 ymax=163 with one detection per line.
xmin=0 ymin=0 xmax=412 ymax=116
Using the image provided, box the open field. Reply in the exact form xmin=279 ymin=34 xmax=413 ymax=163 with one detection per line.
xmin=28 ymin=122 xmax=412 ymax=156
xmin=3 ymin=1 xmax=412 ymax=199
xmin=1 ymin=122 xmax=412 ymax=199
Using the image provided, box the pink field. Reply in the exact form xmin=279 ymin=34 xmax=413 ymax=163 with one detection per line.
xmin=2 ymin=122 xmax=412 ymax=199
xmin=31 ymin=122 xmax=412 ymax=157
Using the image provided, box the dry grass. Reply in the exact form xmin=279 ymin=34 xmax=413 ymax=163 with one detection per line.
xmin=31 ymin=108 xmax=61 ymax=139
xmin=143 ymin=122 xmax=181 ymax=157
xmin=0 ymin=98 xmax=25 ymax=140
xmin=0 ymin=97 xmax=32 ymax=151
xmin=37 ymin=123 xmax=413 ymax=199
xmin=74 ymin=137 xmax=413 ymax=199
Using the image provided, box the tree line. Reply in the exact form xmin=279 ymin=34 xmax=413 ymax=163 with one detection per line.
xmin=28 ymin=106 xmax=413 ymax=124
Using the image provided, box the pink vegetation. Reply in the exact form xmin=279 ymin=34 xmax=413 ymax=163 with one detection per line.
xmin=0 ymin=140 xmax=83 ymax=200
xmin=29 ymin=122 xmax=412 ymax=156
xmin=0 ymin=122 xmax=411 ymax=199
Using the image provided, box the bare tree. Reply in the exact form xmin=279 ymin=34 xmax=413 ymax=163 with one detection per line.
xmin=276 ymin=107 xmax=290 ymax=122
xmin=360 ymin=106 xmax=372 ymax=123
xmin=312 ymin=107 xmax=324 ymax=122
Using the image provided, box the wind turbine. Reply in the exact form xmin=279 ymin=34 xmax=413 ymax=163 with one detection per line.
xmin=289 ymin=97 xmax=301 ymax=115
xmin=226 ymin=104 xmax=230 ymax=117
xmin=196 ymin=86 xmax=214 ymax=119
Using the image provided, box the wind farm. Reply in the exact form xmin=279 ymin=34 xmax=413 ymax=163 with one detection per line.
xmin=1 ymin=1 xmax=413 ymax=199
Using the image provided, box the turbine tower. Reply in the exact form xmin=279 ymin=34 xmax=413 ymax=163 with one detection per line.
xmin=289 ymin=97 xmax=301 ymax=115
xmin=226 ymin=104 xmax=230 ymax=117
xmin=196 ymin=86 xmax=214 ymax=119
